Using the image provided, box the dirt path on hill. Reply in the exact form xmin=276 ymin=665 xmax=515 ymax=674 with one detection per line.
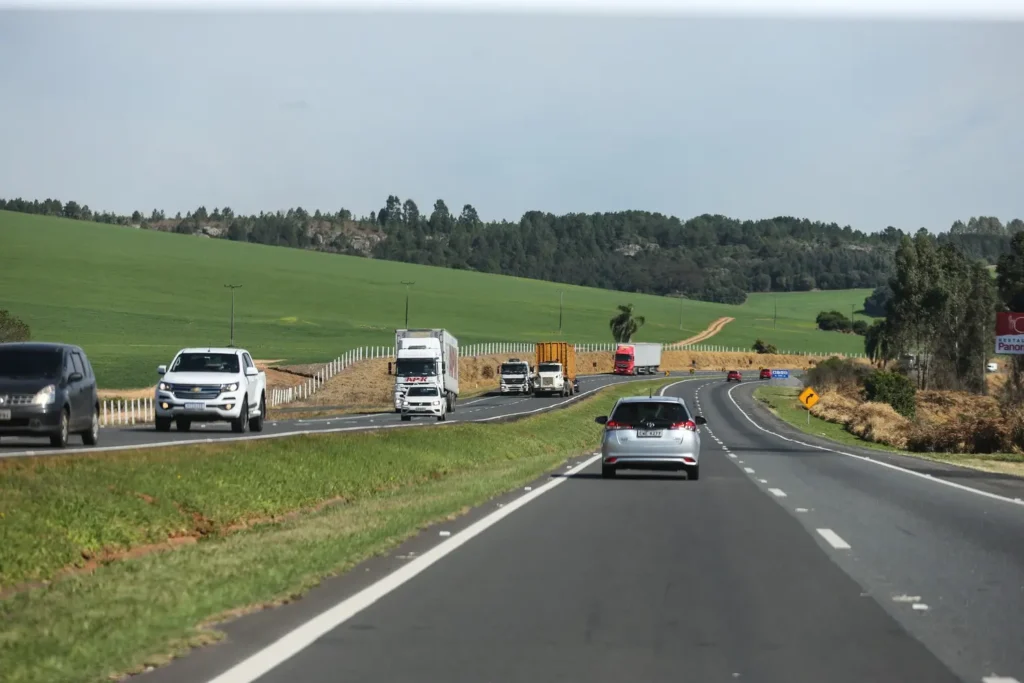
xmin=676 ymin=317 xmax=735 ymax=346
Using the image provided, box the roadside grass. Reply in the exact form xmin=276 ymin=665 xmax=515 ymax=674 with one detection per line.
xmin=0 ymin=378 xmax=679 ymax=683
xmin=1 ymin=210 xmax=871 ymax=387
xmin=754 ymin=386 xmax=1024 ymax=476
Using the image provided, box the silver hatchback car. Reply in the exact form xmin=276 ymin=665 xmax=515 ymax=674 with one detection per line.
xmin=595 ymin=396 xmax=706 ymax=479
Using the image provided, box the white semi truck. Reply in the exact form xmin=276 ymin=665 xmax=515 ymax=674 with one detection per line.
xmin=393 ymin=328 xmax=459 ymax=413
xmin=499 ymin=358 xmax=532 ymax=395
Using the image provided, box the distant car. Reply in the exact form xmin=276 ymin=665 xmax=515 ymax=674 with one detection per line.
xmin=986 ymin=361 xmax=999 ymax=373
xmin=727 ymin=370 xmax=742 ymax=382
xmin=400 ymin=385 xmax=448 ymax=421
xmin=759 ymin=368 xmax=772 ymax=380
xmin=0 ymin=342 xmax=100 ymax=448
xmin=594 ymin=396 xmax=707 ymax=480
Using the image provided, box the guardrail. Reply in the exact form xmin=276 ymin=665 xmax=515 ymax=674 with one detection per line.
xmin=100 ymin=343 xmax=868 ymax=426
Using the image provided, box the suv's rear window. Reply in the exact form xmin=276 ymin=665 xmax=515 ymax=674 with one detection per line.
xmin=610 ymin=401 xmax=690 ymax=425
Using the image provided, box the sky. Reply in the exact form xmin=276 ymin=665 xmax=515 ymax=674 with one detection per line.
xmin=0 ymin=7 xmax=1022 ymax=233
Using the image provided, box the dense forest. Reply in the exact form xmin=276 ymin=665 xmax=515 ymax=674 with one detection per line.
xmin=2 ymin=196 xmax=1020 ymax=305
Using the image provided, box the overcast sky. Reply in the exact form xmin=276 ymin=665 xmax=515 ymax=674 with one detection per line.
xmin=0 ymin=10 xmax=1022 ymax=232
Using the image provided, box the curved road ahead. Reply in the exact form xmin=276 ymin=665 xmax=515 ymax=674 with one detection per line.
xmin=0 ymin=371 xmax=721 ymax=458
xmin=136 ymin=376 xmax=1024 ymax=683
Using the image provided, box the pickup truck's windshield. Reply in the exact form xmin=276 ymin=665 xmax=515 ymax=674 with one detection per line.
xmin=396 ymin=359 xmax=437 ymax=377
xmin=0 ymin=349 xmax=62 ymax=379
xmin=501 ymin=364 xmax=528 ymax=374
xmin=537 ymin=363 xmax=561 ymax=373
xmin=171 ymin=353 xmax=240 ymax=373
xmin=407 ymin=386 xmax=439 ymax=397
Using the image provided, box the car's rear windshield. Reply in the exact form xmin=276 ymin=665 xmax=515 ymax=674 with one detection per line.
xmin=171 ymin=353 xmax=240 ymax=373
xmin=610 ymin=401 xmax=690 ymax=425
xmin=407 ymin=387 xmax=439 ymax=397
xmin=0 ymin=348 xmax=63 ymax=379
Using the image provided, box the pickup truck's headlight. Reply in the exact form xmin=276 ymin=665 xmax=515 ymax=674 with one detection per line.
xmin=432 ymin=400 xmax=440 ymax=406
xmin=158 ymin=382 xmax=173 ymax=392
xmin=33 ymin=384 xmax=56 ymax=406
xmin=220 ymin=382 xmax=239 ymax=392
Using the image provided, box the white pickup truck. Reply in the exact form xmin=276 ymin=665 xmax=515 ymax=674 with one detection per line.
xmin=155 ymin=347 xmax=267 ymax=433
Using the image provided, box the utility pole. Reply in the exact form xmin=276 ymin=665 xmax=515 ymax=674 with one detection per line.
xmin=679 ymin=297 xmax=684 ymax=330
xmin=401 ymin=281 xmax=415 ymax=327
xmin=224 ymin=284 xmax=242 ymax=347
xmin=558 ymin=290 xmax=564 ymax=335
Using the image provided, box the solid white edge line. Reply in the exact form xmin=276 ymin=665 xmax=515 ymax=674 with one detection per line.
xmin=725 ymin=383 xmax=1024 ymax=509
xmin=202 ymin=452 xmax=604 ymax=683
xmin=816 ymin=528 xmax=852 ymax=549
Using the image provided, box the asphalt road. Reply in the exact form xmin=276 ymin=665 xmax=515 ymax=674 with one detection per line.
xmin=141 ymin=376 xmax=1024 ymax=683
xmin=0 ymin=371 xmax=721 ymax=458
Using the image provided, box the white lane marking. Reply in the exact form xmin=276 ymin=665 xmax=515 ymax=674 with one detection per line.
xmin=795 ymin=508 xmax=809 ymax=513
xmin=744 ymin=467 xmax=755 ymax=474
xmin=816 ymin=528 xmax=851 ymax=549
xmin=892 ymin=595 xmax=922 ymax=603
xmin=726 ymin=383 xmax=1024 ymax=509
xmin=768 ymin=488 xmax=788 ymax=497
xmin=982 ymin=676 xmax=1021 ymax=683
xmin=758 ymin=479 xmax=768 ymax=484
xmin=912 ymin=603 xmax=930 ymax=611
xmin=729 ymin=454 xmax=737 ymax=459
xmin=200 ymin=452 xmax=603 ymax=683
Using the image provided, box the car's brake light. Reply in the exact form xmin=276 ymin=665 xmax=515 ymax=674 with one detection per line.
xmin=605 ymin=421 xmax=632 ymax=430
xmin=669 ymin=420 xmax=698 ymax=431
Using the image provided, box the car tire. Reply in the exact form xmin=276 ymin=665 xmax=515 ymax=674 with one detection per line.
xmin=176 ymin=418 xmax=191 ymax=432
xmin=401 ymin=415 xmax=411 ymax=422
xmin=50 ymin=408 xmax=70 ymax=448
xmin=249 ymin=395 xmax=265 ymax=432
xmin=82 ymin=406 xmax=99 ymax=446
xmin=231 ymin=402 xmax=249 ymax=433
xmin=601 ymin=465 xmax=616 ymax=478
xmin=155 ymin=417 xmax=172 ymax=432
xmin=437 ymin=413 xmax=446 ymax=421
xmin=687 ymin=465 xmax=700 ymax=481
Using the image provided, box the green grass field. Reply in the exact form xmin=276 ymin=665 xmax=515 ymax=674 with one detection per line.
xmin=1 ymin=211 xmax=874 ymax=387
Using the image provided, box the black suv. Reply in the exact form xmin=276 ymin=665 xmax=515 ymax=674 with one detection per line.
xmin=0 ymin=342 xmax=100 ymax=448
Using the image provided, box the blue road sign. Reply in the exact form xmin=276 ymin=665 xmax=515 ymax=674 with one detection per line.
xmin=771 ymin=369 xmax=790 ymax=380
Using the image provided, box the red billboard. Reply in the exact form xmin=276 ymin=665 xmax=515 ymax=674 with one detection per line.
xmin=995 ymin=312 xmax=1024 ymax=354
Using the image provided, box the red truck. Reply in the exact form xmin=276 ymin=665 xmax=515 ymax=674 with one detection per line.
xmin=613 ymin=343 xmax=663 ymax=375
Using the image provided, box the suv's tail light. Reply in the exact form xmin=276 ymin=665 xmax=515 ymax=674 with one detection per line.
xmin=605 ymin=421 xmax=632 ymax=430
xmin=669 ymin=420 xmax=698 ymax=431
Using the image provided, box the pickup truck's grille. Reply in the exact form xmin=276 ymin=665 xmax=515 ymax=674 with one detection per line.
xmin=172 ymin=386 xmax=221 ymax=400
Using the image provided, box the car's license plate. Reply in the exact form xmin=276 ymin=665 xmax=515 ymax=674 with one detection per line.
xmin=184 ymin=402 xmax=205 ymax=411
xmin=0 ymin=409 xmax=10 ymax=421
xmin=637 ymin=429 xmax=663 ymax=438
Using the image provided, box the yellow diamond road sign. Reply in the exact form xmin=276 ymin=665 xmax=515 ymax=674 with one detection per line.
xmin=798 ymin=386 xmax=819 ymax=409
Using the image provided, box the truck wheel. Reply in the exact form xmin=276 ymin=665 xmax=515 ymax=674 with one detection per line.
xmin=176 ymin=418 xmax=191 ymax=432
xmin=437 ymin=413 xmax=446 ymax=421
xmin=401 ymin=415 xmax=411 ymax=422
xmin=231 ymin=402 xmax=249 ymax=433
xmin=155 ymin=417 xmax=172 ymax=432
xmin=249 ymin=394 xmax=265 ymax=432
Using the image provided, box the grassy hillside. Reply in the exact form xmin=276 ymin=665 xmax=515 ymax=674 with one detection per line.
xmin=0 ymin=211 xmax=872 ymax=387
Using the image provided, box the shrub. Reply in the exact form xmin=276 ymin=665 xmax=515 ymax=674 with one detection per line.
xmin=806 ymin=357 xmax=870 ymax=395
xmin=752 ymin=338 xmax=778 ymax=354
xmin=851 ymin=320 xmax=869 ymax=336
xmin=816 ymin=310 xmax=852 ymax=332
xmin=0 ymin=309 xmax=30 ymax=343
xmin=481 ymin=365 xmax=495 ymax=379
xmin=864 ymin=370 xmax=916 ymax=419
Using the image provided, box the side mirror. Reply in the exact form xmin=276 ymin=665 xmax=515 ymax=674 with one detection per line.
xmin=69 ymin=372 xmax=84 ymax=383
xmin=388 ymin=362 xmax=393 ymax=375
xmin=157 ymin=365 xmax=167 ymax=375
xmin=595 ymin=415 xmax=608 ymax=425
xmin=245 ymin=366 xmax=258 ymax=377
xmin=695 ymin=415 xmax=707 ymax=425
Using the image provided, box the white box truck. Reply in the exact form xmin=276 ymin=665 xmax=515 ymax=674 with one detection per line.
xmin=612 ymin=342 xmax=663 ymax=375
xmin=393 ymin=329 xmax=459 ymax=412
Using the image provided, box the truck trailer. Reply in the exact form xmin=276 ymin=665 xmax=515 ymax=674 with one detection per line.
xmin=534 ymin=342 xmax=578 ymax=397
xmin=393 ymin=328 xmax=459 ymax=412
xmin=613 ymin=342 xmax=663 ymax=375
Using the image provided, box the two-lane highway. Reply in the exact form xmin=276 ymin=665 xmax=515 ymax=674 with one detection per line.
xmin=0 ymin=371 xmax=721 ymax=458
xmin=139 ymin=376 xmax=1024 ymax=683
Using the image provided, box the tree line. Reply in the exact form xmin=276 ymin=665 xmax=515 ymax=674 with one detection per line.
xmin=2 ymin=195 xmax=1022 ymax=305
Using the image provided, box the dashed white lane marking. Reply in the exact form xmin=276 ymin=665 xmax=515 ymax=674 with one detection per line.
xmin=892 ymin=595 xmax=921 ymax=603
xmin=729 ymin=454 xmax=738 ymax=459
xmin=795 ymin=507 xmax=809 ymax=513
xmin=726 ymin=383 xmax=1024 ymax=509
xmin=744 ymin=467 xmax=755 ymax=474
xmin=758 ymin=478 xmax=768 ymax=484
xmin=768 ymin=488 xmax=788 ymax=497
xmin=912 ymin=603 xmax=930 ymax=611
xmin=816 ymin=528 xmax=851 ymax=549
xmin=201 ymin=451 xmax=605 ymax=683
